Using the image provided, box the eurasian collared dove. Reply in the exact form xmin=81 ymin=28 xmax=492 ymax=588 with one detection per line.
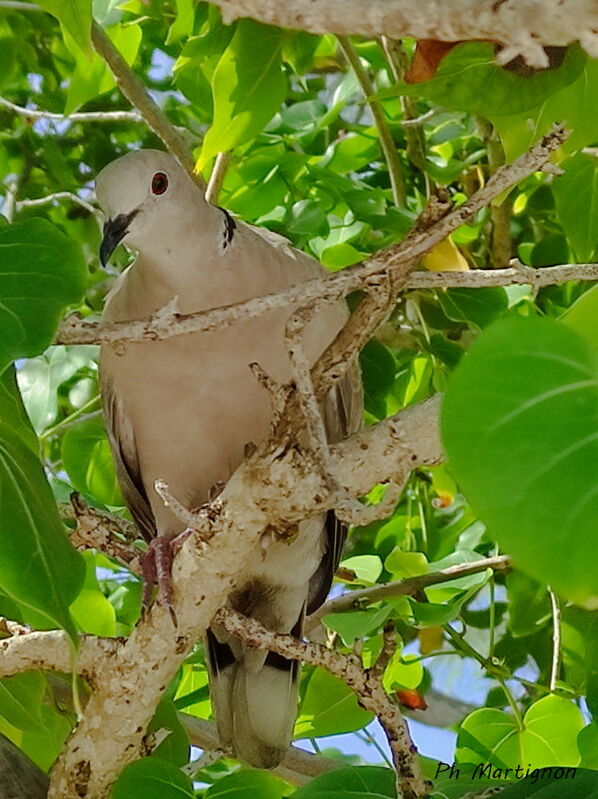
xmin=95 ymin=149 xmax=362 ymax=768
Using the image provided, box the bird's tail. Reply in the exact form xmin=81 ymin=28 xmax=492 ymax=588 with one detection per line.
xmin=206 ymin=625 xmax=301 ymax=769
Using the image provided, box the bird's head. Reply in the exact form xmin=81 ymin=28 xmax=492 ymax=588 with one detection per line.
xmin=95 ymin=149 xmax=201 ymax=266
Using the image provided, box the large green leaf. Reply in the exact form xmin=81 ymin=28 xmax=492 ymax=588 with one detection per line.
xmin=0 ymin=420 xmax=84 ymax=637
xmin=498 ymin=768 xmax=598 ymax=798
xmin=37 ymin=0 xmax=92 ymax=56
xmin=295 ymin=668 xmax=373 ymax=738
xmin=553 ymin=153 xmax=598 ymax=262
xmin=110 ymin=758 xmax=194 ymax=799
xmin=205 ymin=770 xmax=289 ymax=799
xmin=494 ymin=57 xmax=598 ymax=159
xmin=0 ymin=219 xmax=86 ymax=375
xmin=0 ymin=366 xmax=37 ymax=452
xmin=441 ymin=316 xmax=598 ymax=605
xmin=293 ymin=766 xmax=396 ymax=799
xmin=198 ymin=19 xmax=286 ymax=168
xmin=457 ymin=696 xmax=584 ymax=769
xmin=378 ymin=42 xmax=585 ymax=117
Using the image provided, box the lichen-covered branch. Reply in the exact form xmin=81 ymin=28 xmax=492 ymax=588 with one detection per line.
xmin=55 ymin=126 xmax=568 ymax=348
xmin=210 ymin=0 xmax=598 ymax=66
xmin=47 ymin=395 xmax=440 ymax=798
xmin=214 ymin=607 xmax=429 ymax=799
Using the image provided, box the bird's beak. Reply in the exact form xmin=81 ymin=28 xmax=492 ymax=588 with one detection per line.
xmin=100 ymin=209 xmax=139 ymax=266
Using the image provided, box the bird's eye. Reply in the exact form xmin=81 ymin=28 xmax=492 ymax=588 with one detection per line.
xmin=151 ymin=172 xmax=169 ymax=195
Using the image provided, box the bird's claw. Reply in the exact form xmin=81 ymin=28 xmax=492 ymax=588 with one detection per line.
xmin=141 ymin=530 xmax=192 ymax=625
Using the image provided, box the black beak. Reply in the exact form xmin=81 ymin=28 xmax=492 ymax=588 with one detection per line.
xmin=100 ymin=210 xmax=139 ymax=266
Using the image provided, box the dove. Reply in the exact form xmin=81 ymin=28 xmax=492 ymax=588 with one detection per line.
xmin=95 ymin=149 xmax=362 ymax=768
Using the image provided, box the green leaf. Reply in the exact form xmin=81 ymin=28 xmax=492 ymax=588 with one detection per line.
xmin=378 ymin=42 xmax=586 ymax=117
xmin=166 ymin=0 xmax=195 ymax=45
xmin=205 ymin=770 xmax=289 ymax=799
xmin=147 ymin=699 xmax=189 ymax=767
xmin=111 ymin=757 xmax=194 ymax=798
xmin=383 ymin=652 xmax=423 ymax=691
xmin=494 ymin=57 xmax=598 ymax=160
xmin=562 ymin=284 xmax=598 ymax=352
xmin=198 ymin=20 xmax=286 ymax=168
xmin=441 ymin=316 xmax=598 ymax=605
xmin=553 ymin=153 xmax=598 ymax=261
xmin=579 ymin=724 xmax=598 ymax=769
xmin=498 ymin=768 xmax=598 ymax=798
xmin=0 ymin=421 xmax=84 ymax=637
xmin=506 ymin=572 xmax=551 ymax=638
xmin=295 ymin=668 xmax=373 ymax=738
xmin=61 ymin=416 xmax=123 ymax=506
xmin=323 ymin=605 xmax=392 ymax=645
xmin=0 ymin=673 xmax=45 ymax=733
xmin=65 ymin=23 xmax=141 ymax=114
xmin=293 ymin=766 xmax=396 ymax=799
xmin=0 ymin=366 xmax=37 ymax=452
xmin=457 ymin=695 xmax=584 ymax=769
xmin=340 ymin=555 xmax=383 ymax=585
xmin=69 ymin=551 xmax=116 ymax=636
xmin=437 ymin=287 xmax=509 ymax=329
xmin=0 ymin=219 xmax=86 ymax=374
xmin=37 ymin=0 xmax=92 ymax=56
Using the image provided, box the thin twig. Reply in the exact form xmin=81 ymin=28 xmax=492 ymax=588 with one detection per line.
xmin=548 ymin=587 xmax=561 ymax=692
xmin=0 ymin=95 xmax=142 ymax=123
xmin=154 ymin=479 xmax=210 ymax=537
xmin=307 ymin=555 xmax=511 ymax=630
xmin=337 ymin=35 xmax=406 ymax=208
xmin=205 ymin=152 xmax=231 ymax=205
xmin=16 ymin=191 xmax=101 ymax=218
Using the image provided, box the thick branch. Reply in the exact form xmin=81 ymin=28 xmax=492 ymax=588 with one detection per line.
xmin=0 ymin=631 xmax=117 ymax=680
xmin=210 ymin=0 xmax=598 ymax=66
xmin=55 ymin=126 xmax=568 ymax=347
xmin=48 ymin=395 xmax=440 ymax=798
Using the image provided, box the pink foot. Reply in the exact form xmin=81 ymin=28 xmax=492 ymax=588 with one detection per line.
xmin=141 ymin=530 xmax=193 ymax=625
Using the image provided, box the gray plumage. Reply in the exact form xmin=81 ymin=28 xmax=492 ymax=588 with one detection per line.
xmin=95 ymin=150 xmax=362 ymax=767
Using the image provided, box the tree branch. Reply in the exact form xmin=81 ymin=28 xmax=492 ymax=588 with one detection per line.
xmin=90 ymin=22 xmax=204 ymax=189
xmin=307 ymin=554 xmax=511 ymax=630
xmin=214 ymin=607 xmax=429 ymax=799
xmin=47 ymin=395 xmax=440 ymax=798
xmin=209 ymin=0 xmax=598 ymax=66
xmin=337 ymin=35 xmax=406 ymax=208
xmin=0 ymin=95 xmax=142 ymax=123
xmin=55 ymin=126 xmax=568 ymax=348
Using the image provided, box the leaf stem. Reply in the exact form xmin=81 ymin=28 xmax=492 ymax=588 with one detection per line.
xmin=548 ymin=587 xmax=561 ymax=692
xmin=40 ymin=395 xmax=102 ymax=441
xmin=337 ymin=35 xmax=406 ymax=208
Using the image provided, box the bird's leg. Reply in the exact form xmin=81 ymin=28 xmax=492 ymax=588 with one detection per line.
xmin=140 ymin=529 xmax=193 ymax=625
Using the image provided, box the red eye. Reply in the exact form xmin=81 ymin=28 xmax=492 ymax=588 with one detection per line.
xmin=151 ymin=172 xmax=168 ymax=195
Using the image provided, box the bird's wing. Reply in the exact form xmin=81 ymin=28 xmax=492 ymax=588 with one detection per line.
xmin=102 ymin=377 xmax=156 ymax=542
xmin=307 ymin=360 xmax=363 ymax=614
